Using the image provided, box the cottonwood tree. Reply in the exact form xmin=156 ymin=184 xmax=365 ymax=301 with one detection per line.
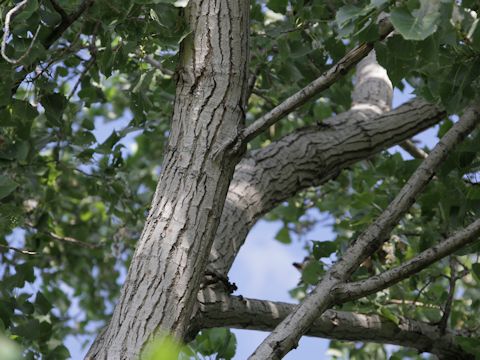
xmin=1 ymin=0 xmax=480 ymax=359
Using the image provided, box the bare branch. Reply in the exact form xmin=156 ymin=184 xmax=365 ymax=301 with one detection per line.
xmin=43 ymin=0 xmax=95 ymax=49
xmin=140 ymin=54 xmax=174 ymax=76
xmin=1 ymin=0 xmax=42 ymax=64
xmin=46 ymin=231 xmax=100 ymax=249
xmin=9 ymin=0 xmax=95 ymax=95
xmin=0 ymin=244 xmax=37 ymax=255
xmin=332 ymin=218 xmax=480 ymax=303
xmin=25 ymin=222 xmax=100 ymax=249
xmin=439 ymin=258 xmax=458 ymax=334
xmin=197 ymin=290 xmax=475 ymax=359
xmin=249 ymin=102 xmax=480 ymax=359
xmin=401 ymin=139 xmax=429 ymax=159
xmin=48 ymin=0 xmax=69 ymax=21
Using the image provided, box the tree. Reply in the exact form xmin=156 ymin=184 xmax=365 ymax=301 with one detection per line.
xmin=1 ymin=0 xmax=480 ymax=359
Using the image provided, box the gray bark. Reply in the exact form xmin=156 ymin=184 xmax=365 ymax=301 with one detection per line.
xmin=86 ymin=1 xmax=250 ymax=358
xmin=83 ymin=2 xmax=476 ymax=356
xmin=198 ymin=290 xmax=473 ymax=359
xmin=333 ymin=218 xmax=480 ymax=303
xmin=249 ymin=103 xmax=480 ymax=359
xmin=209 ymin=99 xmax=445 ymax=275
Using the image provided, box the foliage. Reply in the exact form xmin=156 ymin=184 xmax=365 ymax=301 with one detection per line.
xmin=0 ymin=0 xmax=479 ymax=358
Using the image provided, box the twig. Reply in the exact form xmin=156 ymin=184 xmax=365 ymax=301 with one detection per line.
xmin=25 ymin=222 xmax=100 ymax=249
xmin=9 ymin=0 xmax=95 ymax=95
xmin=48 ymin=0 xmax=69 ymax=21
xmin=141 ymin=54 xmax=174 ymax=76
xmin=251 ymin=89 xmax=276 ymax=108
xmin=67 ymin=56 xmax=96 ymax=99
xmin=439 ymin=257 xmax=457 ymax=334
xmin=1 ymin=0 xmax=42 ymax=64
xmin=68 ymin=21 xmax=99 ymax=99
xmin=214 ymin=20 xmax=394 ymax=158
xmin=332 ymin=218 xmax=480 ymax=303
xmin=0 ymin=243 xmax=37 ymax=255
xmin=44 ymin=0 xmax=95 ymax=48
xmin=47 ymin=231 xmax=100 ymax=249
xmin=400 ymin=139 xmax=428 ymax=159
xmin=387 ymin=299 xmax=440 ymax=309
xmin=237 ymin=20 xmax=394 ymax=147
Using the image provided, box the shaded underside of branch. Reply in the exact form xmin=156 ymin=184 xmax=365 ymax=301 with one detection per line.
xmin=197 ymin=291 xmax=474 ymax=359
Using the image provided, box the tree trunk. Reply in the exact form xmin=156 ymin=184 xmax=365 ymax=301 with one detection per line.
xmin=86 ymin=1 xmax=249 ymax=358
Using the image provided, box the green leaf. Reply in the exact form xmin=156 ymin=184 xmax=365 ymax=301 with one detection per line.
xmin=312 ymin=240 xmax=337 ymax=259
xmin=142 ymin=334 xmax=188 ymax=360
xmin=380 ymin=307 xmax=400 ymax=324
xmin=336 ymin=5 xmax=362 ymax=28
xmin=12 ymin=320 xmax=52 ymax=341
xmin=275 ymin=226 xmax=291 ymax=244
xmin=456 ymin=336 xmax=480 ymax=356
xmin=267 ymin=0 xmax=288 ymax=14
xmin=390 ymin=1 xmax=441 ymax=40
xmin=13 ymin=0 xmax=38 ymax=21
xmin=301 ymin=261 xmax=324 ymax=285
xmin=47 ymin=345 xmax=71 ymax=360
xmin=41 ymin=93 xmax=68 ymax=126
xmin=35 ymin=292 xmax=53 ymax=315
xmin=472 ymin=263 xmax=480 ymax=279
xmin=0 ymin=176 xmax=18 ymax=200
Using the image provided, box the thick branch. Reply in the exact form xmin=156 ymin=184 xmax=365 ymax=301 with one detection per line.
xmin=209 ymin=99 xmax=445 ymax=275
xmin=333 ymin=218 xmax=480 ymax=303
xmin=197 ymin=291 xmax=474 ymax=359
xmin=249 ymin=103 xmax=480 ymax=359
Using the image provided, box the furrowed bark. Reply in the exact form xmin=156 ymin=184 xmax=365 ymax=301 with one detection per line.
xmin=249 ymin=103 xmax=480 ymax=359
xmin=197 ymin=290 xmax=474 ymax=359
xmin=208 ymin=52 xmax=445 ymax=276
xmin=85 ymin=1 xmax=249 ymax=358
xmin=208 ymin=99 xmax=445 ymax=275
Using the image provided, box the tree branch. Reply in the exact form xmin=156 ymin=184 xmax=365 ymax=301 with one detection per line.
xmin=401 ymin=139 xmax=428 ymax=159
xmin=10 ymin=0 xmax=95 ymax=95
xmin=208 ymin=99 xmax=446 ymax=275
xmin=217 ymin=20 xmax=393 ymax=155
xmin=249 ymin=102 xmax=480 ymax=359
xmin=139 ymin=54 xmax=174 ymax=76
xmin=0 ymin=244 xmax=37 ymax=256
xmin=332 ymin=218 xmax=480 ymax=303
xmin=48 ymin=0 xmax=69 ymax=21
xmin=197 ymin=290 xmax=474 ymax=359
